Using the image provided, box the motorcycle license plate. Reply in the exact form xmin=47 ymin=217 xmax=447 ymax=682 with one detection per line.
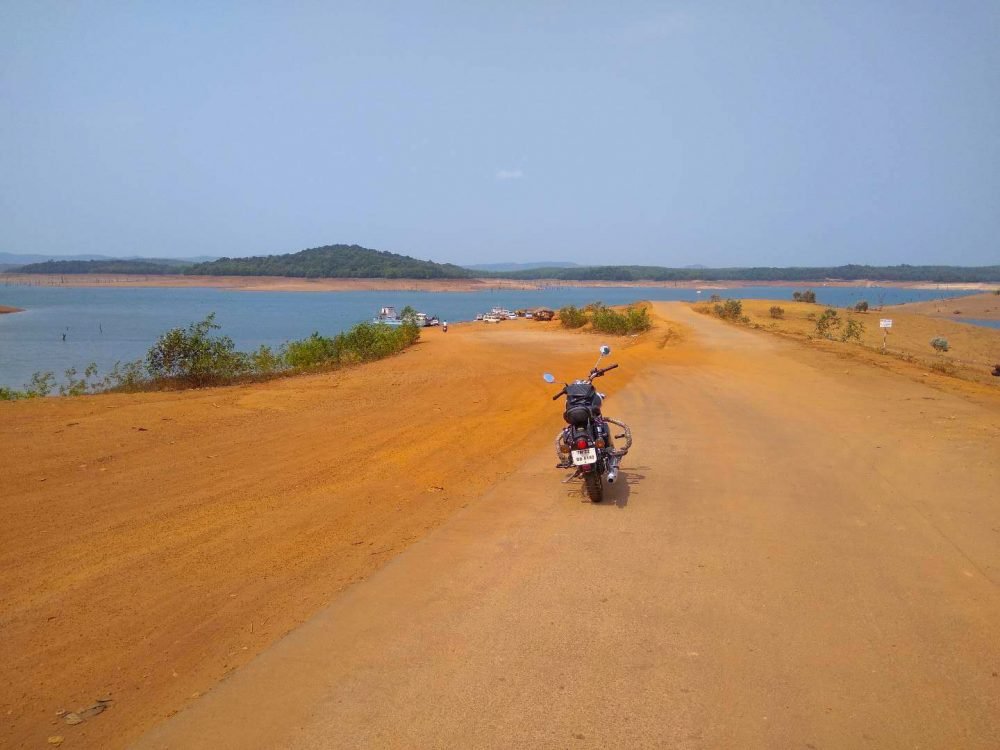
xmin=571 ymin=448 xmax=597 ymax=466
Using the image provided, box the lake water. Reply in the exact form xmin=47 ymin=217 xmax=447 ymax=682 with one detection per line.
xmin=0 ymin=284 xmax=984 ymax=389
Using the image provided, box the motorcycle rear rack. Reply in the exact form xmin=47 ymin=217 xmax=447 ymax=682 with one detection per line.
xmin=553 ymin=417 xmax=632 ymax=466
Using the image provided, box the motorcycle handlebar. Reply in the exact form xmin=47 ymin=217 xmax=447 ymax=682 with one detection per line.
xmin=550 ymin=364 xmax=618 ymax=399
xmin=592 ymin=363 xmax=619 ymax=378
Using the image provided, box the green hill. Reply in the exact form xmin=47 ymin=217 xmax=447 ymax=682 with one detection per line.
xmin=14 ymin=259 xmax=180 ymax=274
xmin=186 ymin=244 xmax=472 ymax=279
xmin=493 ymin=264 xmax=1000 ymax=283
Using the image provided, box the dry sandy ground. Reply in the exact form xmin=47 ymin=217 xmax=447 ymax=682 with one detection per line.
xmin=706 ymin=298 xmax=1000 ymax=386
xmin=137 ymin=303 xmax=999 ymax=750
xmin=0 ymin=318 xmax=653 ymax=748
xmin=4 ymin=305 xmax=1000 ymax=749
xmin=894 ymin=291 xmax=1000 ymax=321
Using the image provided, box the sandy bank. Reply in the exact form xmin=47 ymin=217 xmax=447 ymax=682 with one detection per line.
xmin=0 ymin=304 xmax=23 ymax=313
xmin=892 ymin=291 xmax=1000 ymax=321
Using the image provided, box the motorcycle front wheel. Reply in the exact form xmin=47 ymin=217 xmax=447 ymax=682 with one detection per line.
xmin=584 ymin=472 xmax=604 ymax=503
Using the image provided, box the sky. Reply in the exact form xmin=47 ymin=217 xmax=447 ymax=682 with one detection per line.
xmin=1 ymin=1 xmax=998 ymax=267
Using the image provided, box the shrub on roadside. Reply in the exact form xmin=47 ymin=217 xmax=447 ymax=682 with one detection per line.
xmin=712 ymin=298 xmax=744 ymax=321
xmin=60 ymin=363 xmax=101 ymax=396
xmin=591 ymin=305 xmax=652 ymax=335
xmin=285 ymin=332 xmax=342 ymax=369
xmin=558 ymin=305 xmax=588 ymax=329
xmin=145 ymin=313 xmax=249 ymax=387
xmin=0 ymin=371 xmax=57 ymax=400
xmin=930 ymin=337 xmax=949 ymax=352
xmin=2 ymin=314 xmax=424 ymax=399
xmin=769 ymin=306 xmax=784 ymax=319
xmin=815 ymin=308 xmax=841 ymax=339
xmin=841 ymin=319 xmax=864 ymax=342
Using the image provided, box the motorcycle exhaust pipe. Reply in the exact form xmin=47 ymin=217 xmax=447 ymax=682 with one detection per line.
xmin=606 ymin=456 xmax=620 ymax=484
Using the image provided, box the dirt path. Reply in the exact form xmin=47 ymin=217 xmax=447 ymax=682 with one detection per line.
xmin=133 ymin=303 xmax=1000 ymax=749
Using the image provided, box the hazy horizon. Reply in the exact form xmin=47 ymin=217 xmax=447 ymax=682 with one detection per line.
xmin=2 ymin=3 xmax=997 ymax=266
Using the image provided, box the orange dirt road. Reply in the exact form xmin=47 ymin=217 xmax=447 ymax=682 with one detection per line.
xmin=5 ymin=304 xmax=1000 ymax=749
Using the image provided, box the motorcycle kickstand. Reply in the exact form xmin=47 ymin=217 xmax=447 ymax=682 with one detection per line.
xmin=561 ymin=469 xmax=582 ymax=484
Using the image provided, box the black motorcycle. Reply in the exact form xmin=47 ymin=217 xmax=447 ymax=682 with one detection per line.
xmin=544 ymin=346 xmax=632 ymax=503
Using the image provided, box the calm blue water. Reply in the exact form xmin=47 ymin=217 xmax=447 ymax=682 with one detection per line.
xmin=0 ymin=283 xmax=983 ymax=389
xmin=951 ymin=318 xmax=1000 ymax=330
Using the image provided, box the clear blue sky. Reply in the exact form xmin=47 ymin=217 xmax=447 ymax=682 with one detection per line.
xmin=2 ymin=2 xmax=997 ymax=266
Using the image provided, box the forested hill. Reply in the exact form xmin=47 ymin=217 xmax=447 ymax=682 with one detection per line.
xmin=14 ymin=259 xmax=181 ymax=274
xmin=185 ymin=244 xmax=472 ymax=279
xmin=492 ymin=264 xmax=1000 ymax=283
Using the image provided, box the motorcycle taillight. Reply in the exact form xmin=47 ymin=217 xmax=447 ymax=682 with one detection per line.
xmin=576 ymin=438 xmax=588 ymax=450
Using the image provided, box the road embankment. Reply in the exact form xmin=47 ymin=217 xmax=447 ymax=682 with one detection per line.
xmin=695 ymin=298 xmax=1000 ymax=387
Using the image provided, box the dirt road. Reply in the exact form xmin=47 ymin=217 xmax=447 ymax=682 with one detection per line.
xmin=133 ymin=304 xmax=1000 ymax=749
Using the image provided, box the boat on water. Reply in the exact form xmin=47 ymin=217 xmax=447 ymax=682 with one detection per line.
xmin=373 ymin=306 xmax=440 ymax=327
xmin=373 ymin=306 xmax=405 ymax=326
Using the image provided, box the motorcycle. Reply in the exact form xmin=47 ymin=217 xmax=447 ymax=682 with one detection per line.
xmin=543 ymin=345 xmax=632 ymax=503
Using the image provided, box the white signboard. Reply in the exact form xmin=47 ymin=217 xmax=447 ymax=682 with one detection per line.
xmin=879 ymin=319 xmax=893 ymax=329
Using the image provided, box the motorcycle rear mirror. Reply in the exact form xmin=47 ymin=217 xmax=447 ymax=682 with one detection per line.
xmin=542 ymin=373 xmax=556 ymax=383
xmin=600 ymin=345 xmax=611 ymax=356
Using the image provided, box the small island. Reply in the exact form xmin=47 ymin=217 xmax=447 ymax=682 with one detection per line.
xmin=0 ymin=305 xmax=24 ymax=314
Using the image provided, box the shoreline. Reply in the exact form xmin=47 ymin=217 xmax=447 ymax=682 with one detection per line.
xmin=0 ymin=304 xmax=24 ymax=314
xmin=890 ymin=291 xmax=1000 ymax=321
xmin=1 ymin=273 xmax=997 ymax=293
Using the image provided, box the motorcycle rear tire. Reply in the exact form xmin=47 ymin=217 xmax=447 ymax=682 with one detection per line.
xmin=584 ymin=472 xmax=604 ymax=503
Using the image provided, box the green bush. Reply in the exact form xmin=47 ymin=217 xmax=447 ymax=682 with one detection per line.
xmin=712 ymin=298 xmax=744 ymax=321
xmin=558 ymin=305 xmax=588 ymax=329
xmin=854 ymin=300 xmax=869 ymax=312
xmin=60 ymin=363 xmax=100 ymax=396
xmin=930 ymin=337 xmax=949 ymax=352
xmin=769 ymin=306 xmax=784 ymax=319
xmin=145 ymin=313 xmax=249 ymax=387
xmin=285 ymin=332 xmax=342 ymax=369
xmin=0 ymin=371 xmax=57 ymax=400
xmin=1 ymin=314 xmax=424 ymax=399
xmin=591 ymin=305 xmax=652 ymax=335
xmin=792 ymin=290 xmax=817 ymax=303
xmin=841 ymin=319 xmax=864 ymax=342
xmin=100 ymin=360 xmax=146 ymax=392
xmin=815 ymin=308 xmax=841 ymax=338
